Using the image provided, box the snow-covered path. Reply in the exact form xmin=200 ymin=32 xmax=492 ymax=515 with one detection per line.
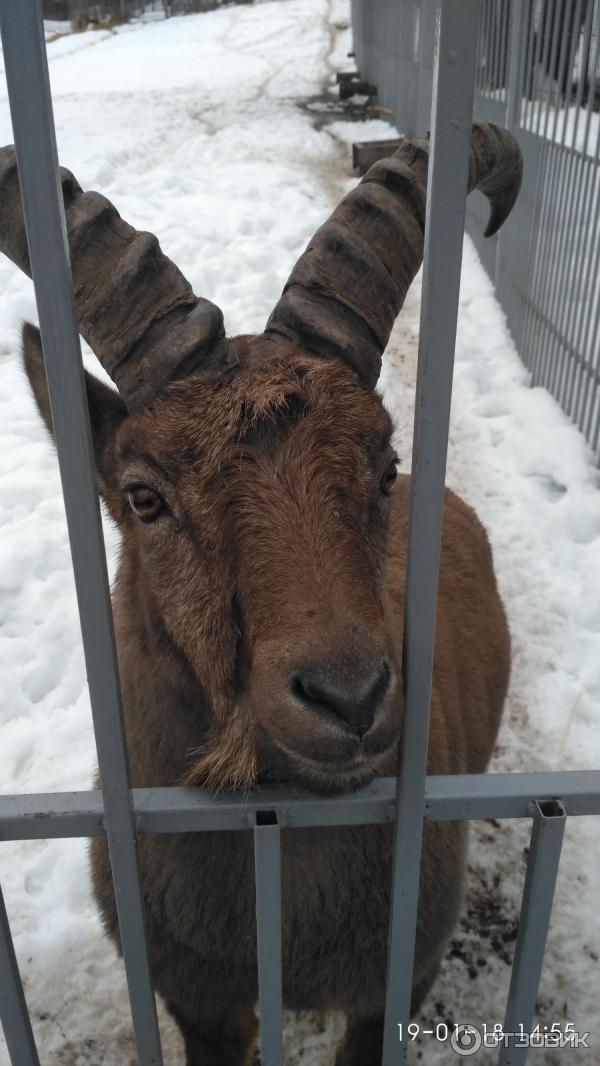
xmin=1 ymin=2 xmax=599 ymax=1063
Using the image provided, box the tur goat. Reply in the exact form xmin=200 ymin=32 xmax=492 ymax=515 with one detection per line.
xmin=0 ymin=121 xmax=519 ymax=1065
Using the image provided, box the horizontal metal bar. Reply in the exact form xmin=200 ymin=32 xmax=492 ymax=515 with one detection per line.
xmin=0 ymin=884 xmax=40 ymax=1066
xmin=135 ymin=780 xmax=396 ymax=832
xmin=0 ymin=791 xmax=106 ymax=839
xmin=424 ymin=769 xmax=600 ymax=820
xmin=499 ymin=800 xmax=567 ymax=1066
xmin=1 ymin=771 xmax=599 ymax=841
xmin=253 ymin=812 xmax=283 ymax=1066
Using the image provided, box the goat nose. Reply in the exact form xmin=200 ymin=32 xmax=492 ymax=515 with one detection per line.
xmin=291 ymin=659 xmax=391 ymax=738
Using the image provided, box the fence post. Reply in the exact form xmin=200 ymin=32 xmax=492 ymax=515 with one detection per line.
xmin=0 ymin=2 xmax=163 ymax=1062
xmin=253 ymin=811 xmax=284 ymax=1066
xmin=415 ymin=0 xmax=436 ymax=135
xmin=493 ymin=0 xmax=531 ymax=288
xmin=505 ymin=0 xmax=530 ymax=130
xmin=0 ymin=886 xmax=40 ymax=1066
xmin=499 ymin=800 xmax=567 ymax=1066
xmin=381 ymin=2 xmax=480 ymax=1063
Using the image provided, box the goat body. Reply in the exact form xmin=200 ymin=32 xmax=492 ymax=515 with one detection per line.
xmin=83 ymin=349 xmax=509 ymax=1065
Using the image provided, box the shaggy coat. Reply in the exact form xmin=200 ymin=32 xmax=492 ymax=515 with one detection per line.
xmin=23 ymin=328 xmax=510 ymax=1066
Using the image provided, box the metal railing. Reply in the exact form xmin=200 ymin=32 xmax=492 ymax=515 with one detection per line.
xmin=0 ymin=2 xmax=599 ymax=1066
xmin=352 ymin=0 xmax=600 ymax=462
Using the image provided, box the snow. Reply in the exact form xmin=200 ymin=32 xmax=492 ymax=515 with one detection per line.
xmin=0 ymin=1 xmax=599 ymax=1064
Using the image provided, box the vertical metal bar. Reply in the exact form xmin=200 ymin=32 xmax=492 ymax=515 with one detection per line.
xmin=490 ymin=0 xmax=502 ymax=94
xmin=505 ymin=0 xmax=528 ymax=127
xmin=498 ymin=800 xmax=567 ymax=1066
xmin=498 ymin=0 xmax=510 ymax=105
xmin=480 ymin=0 xmax=492 ymax=93
xmin=416 ymin=0 xmax=436 ymax=137
xmin=0 ymin=885 xmax=40 ymax=1066
xmin=493 ymin=0 xmax=529 ymax=338
xmin=562 ymin=13 xmax=600 ymax=419
xmin=254 ymin=812 xmax=283 ymax=1066
xmin=496 ymin=0 xmax=533 ymax=305
xmin=381 ymin=3 xmax=479 ymax=1063
xmin=583 ymin=273 xmax=600 ymax=448
xmin=535 ymin=0 xmax=558 ymax=133
xmin=520 ymin=0 xmax=538 ymax=130
xmin=545 ymin=0 xmax=594 ymax=400
xmin=524 ymin=0 xmax=582 ymax=387
xmin=510 ymin=1 xmax=545 ymax=357
xmin=524 ymin=0 xmax=575 ymax=388
xmin=0 ymin=3 xmax=163 ymax=1062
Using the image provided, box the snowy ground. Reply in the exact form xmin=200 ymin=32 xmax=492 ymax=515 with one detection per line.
xmin=1 ymin=2 xmax=600 ymax=1064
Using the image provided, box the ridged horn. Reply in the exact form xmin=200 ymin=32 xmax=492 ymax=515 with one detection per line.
xmin=0 ymin=145 xmax=236 ymax=410
xmin=265 ymin=122 xmax=523 ymax=387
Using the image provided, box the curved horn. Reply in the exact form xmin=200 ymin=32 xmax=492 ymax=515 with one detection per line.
xmin=0 ymin=146 xmax=236 ymax=410
xmin=265 ymin=122 xmax=523 ymax=387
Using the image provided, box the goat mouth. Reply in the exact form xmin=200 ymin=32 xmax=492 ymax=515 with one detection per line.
xmin=258 ymin=731 xmax=396 ymax=796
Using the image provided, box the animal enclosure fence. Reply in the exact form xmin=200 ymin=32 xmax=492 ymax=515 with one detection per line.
xmin=351 ymin=0 xmax=600 ymax=462
xmin=0 ymin=3 xmax=599 ymax=1066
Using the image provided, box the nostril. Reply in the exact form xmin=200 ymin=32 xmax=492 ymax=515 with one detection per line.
xmin=290 ymin=673 xmax=333 ymax=712
xmin=290 ymin=675 xmax=310 ymax=703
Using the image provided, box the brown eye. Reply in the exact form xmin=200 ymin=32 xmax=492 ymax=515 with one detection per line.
xmin=381 ymin=459 xmax=398 ymax=495
xmin=128 ymin=486 xmax=165 ymax=523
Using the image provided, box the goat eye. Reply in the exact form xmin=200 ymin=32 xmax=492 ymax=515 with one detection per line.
xmin=381 ymin=460 xmax=398 ymax=495
xmin=128 ymin=486 xmax=165 ymax=523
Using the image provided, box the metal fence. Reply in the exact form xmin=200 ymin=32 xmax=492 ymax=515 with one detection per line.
xmin=0 ymin=2 xmax=599 ymax=1066
xmin=352 ymin=0 xmax=600 ymax=462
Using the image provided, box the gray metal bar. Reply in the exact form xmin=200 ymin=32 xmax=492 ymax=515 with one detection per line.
xmin=545 ymin=1 xmax=594 ymax=400
xmin=525 ymin=0 xmax=583 ymax=388
xmin=490 ymin=0 xmax=502 ymax=95
xmin=585 ymin=292 xmax=600 ymax=452
xmin=524 ymin=0 xmax=580 ymax=334
xmin=508 ymin=0 xmax=540 ymax=356
xmin=495 ymin=0 xmax=531 ymax=292
xmin=505 ymin=0 xmax=529 ymax=127
xmin=497 ymin=0 xmax=510 ymax=111
xmin=253 ymin=811 xmax=283 ymax=1066
xmin=498 ymin=800 xmax=567 ymax=1066
xmin=0 ymin=791 xmax=106 ymax=840
xmin=138 ymin=782 xmax=395 ymax=833
xmin=0 ymin=884 xmax=40 ymax=1066
xmin=480 ymin=0 xmax=492 ymax=95
xmin=1 ymin=771 xmax=600 ymax=840
xmin=568 ymin=26 xmax=600 ymax=428
xmin=0 ymin=3 xmax=163 ymax=1062
xmin=424 ymin=769 xmax=600 ymax=821
xmin=381 ymin=3 xmax=480 ymax=1063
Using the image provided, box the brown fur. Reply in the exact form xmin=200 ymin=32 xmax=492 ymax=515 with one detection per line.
xmin=23 ymin=324 xmax=510 ymax=1065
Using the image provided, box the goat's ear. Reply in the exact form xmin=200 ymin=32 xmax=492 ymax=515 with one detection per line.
xmin=21 ymin=322 xmax=127 ymax=507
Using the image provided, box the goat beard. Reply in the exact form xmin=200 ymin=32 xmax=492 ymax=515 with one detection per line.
xmin=181 ymin=701 xmax=258 ymax=793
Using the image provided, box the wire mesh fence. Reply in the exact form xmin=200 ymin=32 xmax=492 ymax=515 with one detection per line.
xmin=351 ymin=0 xmax=600 ymax=461
xmin=0 ymin=2 xmax=599 ymax=1066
